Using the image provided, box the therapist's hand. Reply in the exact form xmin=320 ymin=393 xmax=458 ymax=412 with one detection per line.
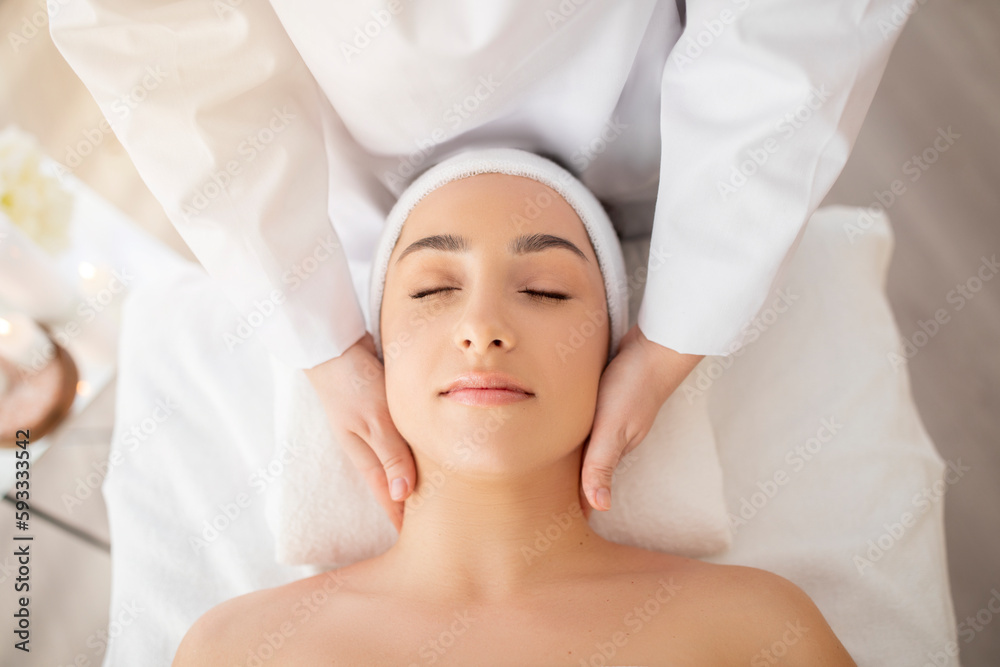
xmin=580 ymin=323 xmax=704 ymax=513
xmin=303 ymin=331 xmax=414 ymax=532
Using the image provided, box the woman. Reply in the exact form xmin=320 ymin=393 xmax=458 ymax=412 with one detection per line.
xmin=172 ymin=152 xmax=856 ymax=665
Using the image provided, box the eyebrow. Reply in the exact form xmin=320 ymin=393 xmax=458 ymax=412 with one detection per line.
xmin=394 ymin=233 xmax=590 ymax=266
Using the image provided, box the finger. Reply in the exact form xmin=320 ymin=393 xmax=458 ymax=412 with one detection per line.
xmin=577 ymin=435 xmax=595 ymax=521
xmin=578 ymin=482 xmax=593 ymax=521
xmin=581 ymin=420 xmax=629 ymax=512
xmin=339 ymin=431 xmax=404 ymax=532
xmin=366 ymin=415 xmax=417 ymax=503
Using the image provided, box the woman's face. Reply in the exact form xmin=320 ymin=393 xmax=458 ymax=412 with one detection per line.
xmin=380 ymin=172 xmax=610 ymax=475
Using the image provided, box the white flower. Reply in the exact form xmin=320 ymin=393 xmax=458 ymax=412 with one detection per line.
xmin=0 ymin=124 xmax=74 ymax=254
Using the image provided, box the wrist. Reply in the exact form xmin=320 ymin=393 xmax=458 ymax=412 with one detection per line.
xmin=637 ymin=328 xmax=704 ymax=396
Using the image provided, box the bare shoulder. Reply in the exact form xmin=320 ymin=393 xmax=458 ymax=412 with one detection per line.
xmin=171 ymin=569 xmax=353 ymax=666
xmin=171 ymin=588 xmax=269 ymax=667
xmin=592 ymin=548 xmax=854 ymax=664
xmin=681 ymin=560 xmax=858 ymax=666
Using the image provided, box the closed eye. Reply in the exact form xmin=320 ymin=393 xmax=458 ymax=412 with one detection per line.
xmin=409 ymin=287 xmax=456 ymax=299
xmin=409 ymin=287 xmax=569 ymax=302
xmin=523 ymin=289 xmax=570 ymax=302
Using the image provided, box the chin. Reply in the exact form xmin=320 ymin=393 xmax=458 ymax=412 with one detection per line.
xmin=444 ymin=447 xmax=569 ymax=478
xmin=405 ymin=414 xmax=574 ymax=474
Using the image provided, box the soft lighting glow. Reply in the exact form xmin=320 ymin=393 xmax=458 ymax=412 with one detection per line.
xmin=76 ymin=380 xmax=91 ymax=397
xmin=78 ymin=261 xmax=97 ymax=280
xmin=0 ymin=318 xmax=9 ymax=336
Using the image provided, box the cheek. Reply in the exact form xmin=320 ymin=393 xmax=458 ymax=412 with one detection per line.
xmin=383 ymin=355 xmax=429 ymax=455
xmin=547 ymin=306 xmax=608 ymax=411
xmin=381 ymin=305 xmax=443 ymax=446
xmin=548 ymin=300 xmax=609 ymax=368
xmin=554 ymin=348 xmax=602 ymax=420
xmin=383 ymin=296 xmax=448 ymax=350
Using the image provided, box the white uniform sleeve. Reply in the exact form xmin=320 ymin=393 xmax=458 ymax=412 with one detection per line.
xmin=638 ymin=0 xmax=911 ymax=356
xmin=48 ymin=0 xmax=373 ymax=369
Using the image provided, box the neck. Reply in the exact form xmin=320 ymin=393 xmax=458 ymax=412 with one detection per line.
xmin=376 ymin=444 xmax=610 ymax=605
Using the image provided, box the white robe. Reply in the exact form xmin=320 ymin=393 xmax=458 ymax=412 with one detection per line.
xmin=48 ymin=0 xmax=910 ymax=369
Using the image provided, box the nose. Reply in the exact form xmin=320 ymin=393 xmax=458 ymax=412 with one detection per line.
xmin=452 ymin=285 xmax=516 ymax=356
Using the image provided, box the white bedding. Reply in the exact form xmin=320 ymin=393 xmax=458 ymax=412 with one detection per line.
xmin=101 ymin=204 xmax=958 ymax=666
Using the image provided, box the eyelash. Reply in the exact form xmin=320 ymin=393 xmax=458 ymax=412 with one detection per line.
xmin=409 ymin=287 xmax=569 ymax=302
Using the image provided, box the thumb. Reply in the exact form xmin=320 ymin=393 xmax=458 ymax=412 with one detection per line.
xmin=581 ymin=418 xmax=628 ymax=512
xmin=366 ymin=416 xmax=417 ymax=504
xmin=340 ymin=430 xmax=405 ymax=533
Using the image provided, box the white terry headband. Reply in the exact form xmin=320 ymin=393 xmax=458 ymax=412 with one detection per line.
xmin=368 ymin=146 xmax=629 ymax=365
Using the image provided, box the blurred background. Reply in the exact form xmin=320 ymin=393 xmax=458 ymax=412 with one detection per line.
xmin=0 ymin=0 xmax=996 ymax=664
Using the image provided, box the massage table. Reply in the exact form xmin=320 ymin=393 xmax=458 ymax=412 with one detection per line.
xmin=99 ymin=204 xmax=958 ymax=665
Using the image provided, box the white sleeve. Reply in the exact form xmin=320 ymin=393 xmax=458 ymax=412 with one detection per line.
xmin=48 ymin=0 xmax=375 ymax=369
xmin=638 ymin=0 xmax=911 ymax=356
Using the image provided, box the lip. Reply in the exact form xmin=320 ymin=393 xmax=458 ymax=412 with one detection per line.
xmin=440 ymin=372 xmax=534 ymax=407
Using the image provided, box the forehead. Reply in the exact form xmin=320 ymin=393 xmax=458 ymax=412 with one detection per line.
xmin=395 ymin=172 xmax=591 ymax=251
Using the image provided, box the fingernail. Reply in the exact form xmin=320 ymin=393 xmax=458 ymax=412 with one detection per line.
xmin=595 ymin=486 xmax=611 ymax=511
xmin=390 ymin=477 xmax=408 ymax=501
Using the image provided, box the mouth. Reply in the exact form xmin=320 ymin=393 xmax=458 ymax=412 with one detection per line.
xmin=440 ymin=372 xmax=534 ymax=407
xmin=442 ymin=387 xmax=533 ymax=407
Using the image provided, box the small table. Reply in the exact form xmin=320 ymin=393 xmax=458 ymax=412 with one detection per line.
xmin=0 ymin=155 xmax=186 ymax=494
